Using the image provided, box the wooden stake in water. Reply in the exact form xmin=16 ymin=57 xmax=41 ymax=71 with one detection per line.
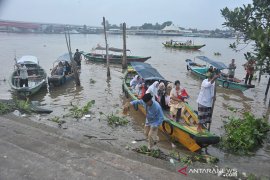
xmin=208 ymin=79 xmax=217 ymax=131
xmin=122 ymin=22 xmax=127 ymax=69
xmin=103 ymin=17 xmax=110 ymax=77
xmin=64 ymin=27 xmax=80 ymax=86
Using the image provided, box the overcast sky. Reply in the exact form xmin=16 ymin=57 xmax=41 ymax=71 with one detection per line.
xmin=0 ymin=0 xmax=252 ymax=30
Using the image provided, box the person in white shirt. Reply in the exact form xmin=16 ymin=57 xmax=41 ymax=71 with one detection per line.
xmin=196 ymin=73 xmax=220 ymax=132
xmin=17 ymin=63 xmax=29 ymax=87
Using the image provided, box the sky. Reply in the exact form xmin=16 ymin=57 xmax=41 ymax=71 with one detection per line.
xmin=0 ymin=0 xmax=252 ymax=30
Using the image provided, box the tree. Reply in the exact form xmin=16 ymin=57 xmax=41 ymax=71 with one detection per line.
xmin=160 ymin=21 xmax=173 ymax=29
xmin=221 ymin=0 xmax=270 ymax=106
xmin=141 ymin=23 xmax=154 ymax=29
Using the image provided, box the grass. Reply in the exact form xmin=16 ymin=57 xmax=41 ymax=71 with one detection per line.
xmin=169 ymin=151 xmax=219 ymax=165
xmin=103 ymin=112 xmax=129 ymax=126
xmin=220 ymin=112 xmax=270 ymax=155
xmin=133 ymin=145 xmax=162 ymax=158
xmin=69 ymin=100 xmax=95 ymax=119
xmin=49 ymin=116 xmax=66 ymax=127
xmin=0 ymin=102 xmax=12 ymax=115
xmin=0 ymin=100 xmax=31 ymax=115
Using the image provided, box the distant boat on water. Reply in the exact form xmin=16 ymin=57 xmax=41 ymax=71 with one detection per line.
xmin=163 ymin=40 xmax=206 ymax=50
xmin=82 ymin=45 xmax=151 ymax=64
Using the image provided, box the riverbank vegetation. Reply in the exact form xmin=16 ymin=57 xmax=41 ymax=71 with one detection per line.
xmin=220 ymin=112 xmax=270 ymax=155
xmin=0 ymin=99 xmax=31 ymax=115
xmin=69 ymin=100 xmax=95 ymax=119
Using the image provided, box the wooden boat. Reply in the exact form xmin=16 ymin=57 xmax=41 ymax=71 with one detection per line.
xmin=48 ymin=53 xmax=75 ymax=86
xmin=123 ymin=62 xmax=220 ymax=152
xmin=10 ymin=56 xmax=47 ymax=97
xmin=82 ymin=45 xmax=151 ymax=64
xmin=186 ymin=56 xmax=255 ymax=91
xmin=162 ymin=40 xmax=205 ymax=50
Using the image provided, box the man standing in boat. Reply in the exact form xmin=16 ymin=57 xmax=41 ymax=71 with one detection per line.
xmin=16 ymin=63 xmax=29 ymax=87
xmin=74 ymin=49 xmax=82 ymax=69
xmin=196 ymin=73 xmax=220 ymax=132
xmin=228 ymin=59 xmax=236 ymax=79
xmin=123 ymin=93 xmax=164 ymax=150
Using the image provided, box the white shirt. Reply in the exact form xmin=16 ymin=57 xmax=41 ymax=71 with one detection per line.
xmin=196 ymin=79 xmax=215 ymax=107
xmin=19 ymin=65 xmax=28 ymax=79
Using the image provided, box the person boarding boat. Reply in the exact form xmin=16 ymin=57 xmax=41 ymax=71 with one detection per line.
xmin=123 ymin=93 xmax=164 ymax=150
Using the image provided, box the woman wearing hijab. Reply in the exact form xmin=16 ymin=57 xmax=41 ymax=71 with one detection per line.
xmin=130 ymin=75 xmax=141 ymax=91
xmin=168 ymin=80 xmax=184 ymax=122
xmin=146 ymin=81 xmax=159 ymax=101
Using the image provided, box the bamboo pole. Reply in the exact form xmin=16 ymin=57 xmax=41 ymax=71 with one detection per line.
xmin=122 ymin=22 xmax=127 ymax=69
xmin=208 ymin=79 xmax=217 ymax=131
xmin=103 ymin=17 xmax=110 ymax=77
xmin=64 ymin=27 xmax=80 ymax=86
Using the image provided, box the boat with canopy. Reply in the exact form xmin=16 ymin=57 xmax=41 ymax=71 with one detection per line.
xmin=186 ymin=56 xmax=255 ymax=91
xmin=9 ymin=55 xmax=47 ymax=97
xmin=48 ymin=53 xmax=76 ymax=87
xmin=123 ymin=62 xmax=220 ymax=152
xmin=162 ymin=40 xmax=205 ymax=50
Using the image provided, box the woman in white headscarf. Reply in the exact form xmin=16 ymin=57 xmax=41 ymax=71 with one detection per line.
xmin=146 ymin=81 xmax=159 ymax=101
xmin=130 ymin=75 xmax=140 ymax=90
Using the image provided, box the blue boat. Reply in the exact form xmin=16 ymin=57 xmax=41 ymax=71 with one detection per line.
xmin=186 ymin=56 xmax=255 ymax=91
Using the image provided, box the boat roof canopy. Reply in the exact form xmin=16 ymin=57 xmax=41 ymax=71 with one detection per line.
xmin=196 ymin=56 xmax=228 ymax=70
xmin=95 ymin=45 xmax=130 ymax=52
xmin=17 ymin=55 xmax=38 ymax=64
xmin=55 ymin=53 xmax=72 ymax=63
xmin=130 ymin=62 xmax=167 ymax=81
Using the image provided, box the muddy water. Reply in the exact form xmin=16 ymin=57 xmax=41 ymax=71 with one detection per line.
xmin=0 ymin=33 xmax=269 ymax=176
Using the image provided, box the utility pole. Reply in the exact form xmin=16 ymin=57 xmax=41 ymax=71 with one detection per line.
xmin=122 ymin=22 xmax=127 ymax=69
xmin=103 ymin=17 xmax=110 ymax=77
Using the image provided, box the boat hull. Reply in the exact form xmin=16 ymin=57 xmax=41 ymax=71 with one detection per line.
xmin=163 ymin=43 xmax=205 ymax=50
xmin=123 ymin=68 xmax=220 ymax=152
xmin=48 ymin=73 xmax=75 ymax=87
xmin=83 ymin=53 xmax=151 ymax=64
xmin=186 ymin=61 xmax=255 ymax=91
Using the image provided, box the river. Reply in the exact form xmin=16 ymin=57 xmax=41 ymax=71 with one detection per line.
xmin=0 ymin=33 xmax=269 ymax=177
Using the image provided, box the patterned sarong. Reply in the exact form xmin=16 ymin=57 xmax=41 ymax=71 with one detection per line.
xmin=198 ymin=103 xmax=212 ymax=124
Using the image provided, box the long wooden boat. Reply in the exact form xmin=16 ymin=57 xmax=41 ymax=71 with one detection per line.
xmin=123 ymin=62 xmax=220 ymax=152
xmin=186 ymin=56 xmax=255 ymax=91
xmin=82 ymin=45 xmax=151 ymax=64
xmin=9 ymin=56 xmax=47 ymax=97
xmin=162 ymin=40 xmax=205 ymax=50
xmin=48 ymin=53 xmax=75 ymax=87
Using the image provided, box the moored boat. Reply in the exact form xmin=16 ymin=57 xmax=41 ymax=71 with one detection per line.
xmin=123 ymin=62 xmax=220 ymax=152
xmin=9 ymin=55 xmax=47 ymax=97
xmin=82 ymin=45 xmax=151 ymax=64
xmin=48 ymin=53 xmax=75 ymax=87
xmin=162 ymin=40 xmax=205 ymax=50
xmin=186 ymin=56 xmax=255 ymax=91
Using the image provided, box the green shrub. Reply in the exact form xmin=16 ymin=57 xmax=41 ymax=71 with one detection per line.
xmin=0 ymin=102 xmax=12 ymax=115
xmin=69 ymin=100 xmax=95 ymax=119
xmin=220 ymin=112 xmax=270 ymax=155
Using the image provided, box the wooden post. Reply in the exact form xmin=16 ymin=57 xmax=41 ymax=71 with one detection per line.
xmin=265 ymin=76 xmax=270 ymax=96
xmin=103 ymin=17 xmax=110 ymax=77
xmin=208 ymin=80 xmax=217 ymax=131
xmin=122 ymin=22 xmax=127 ymax=69
xmin=64 ymin=27 xmax=80 ymax=86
